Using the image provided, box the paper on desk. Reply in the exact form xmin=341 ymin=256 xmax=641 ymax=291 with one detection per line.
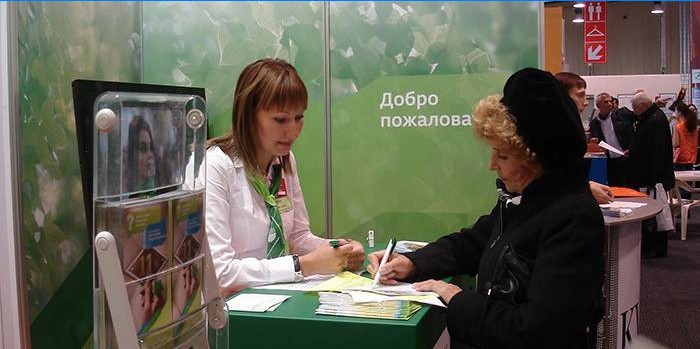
xmin=359 ymin=283 xmax=439 ymax=297
xmin=252 ymin=274 xmax=334 ymax=291
xmin=600 ymin=201 xmax=647 ymax=209
xmin=226 ymin=293 xmax=291 ymax=312
xmin=343 ymin=290 xmax=445 ymax=308
xmin=598 ymin=141 xmax=625 ymax=156
xmin=310 ymin=271 xmax=373 ymax=292
xmin=311 ymin=271 xmax=439 ymax=297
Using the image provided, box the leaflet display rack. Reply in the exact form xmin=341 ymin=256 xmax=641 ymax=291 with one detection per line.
xmin=72 ymin=80 xmax=228 ymax=349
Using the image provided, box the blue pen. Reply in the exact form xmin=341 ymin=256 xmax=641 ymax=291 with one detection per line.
xmin=372 ymin=237 xmax=396 ymax=288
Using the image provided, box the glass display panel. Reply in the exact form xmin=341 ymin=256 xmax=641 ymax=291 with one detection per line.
xmin=93 ymin=93 xmax=206 ymax=199
xmin=71 ymin=81 xmax=226 ymax=348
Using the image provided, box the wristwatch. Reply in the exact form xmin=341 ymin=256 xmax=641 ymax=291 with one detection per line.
xmin=292 ymin=254 xmax=303 ymax=282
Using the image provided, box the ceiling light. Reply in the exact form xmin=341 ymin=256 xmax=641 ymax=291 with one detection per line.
xmin=573 ymin=2 xmax=585 ymax=9
xmin=573 ymin=7 xmax=584 ymax=23
xmin=651 ymin=1 xmax=664 ymax=14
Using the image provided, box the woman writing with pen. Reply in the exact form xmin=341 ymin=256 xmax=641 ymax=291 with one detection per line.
xmin=203 ymin=58 xmax=365 ymax=296
xmin=368 ymin=68 xmax=604 ymax=349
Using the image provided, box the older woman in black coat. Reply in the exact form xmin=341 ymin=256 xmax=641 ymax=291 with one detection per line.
xmin=369 ymin=68 xmax=604 ymax=349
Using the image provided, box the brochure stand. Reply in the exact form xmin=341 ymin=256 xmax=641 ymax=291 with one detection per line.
xmin=72 ymin=81 xmax=228 ymax=349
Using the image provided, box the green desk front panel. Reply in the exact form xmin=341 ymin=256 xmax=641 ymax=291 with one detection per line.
xmin=228 ymin=288 xmax=446 ymax=349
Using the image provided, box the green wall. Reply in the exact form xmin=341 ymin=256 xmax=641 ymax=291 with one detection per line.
xmin=18 ymin=2 xmax=141 ymax=347
xmin=142 ymin=1 xmax=539 ymax=241
xmin=142 ymin=2 xmax=328 ymax=235
xmin=327 ymin=2 xmax=538 ymax=242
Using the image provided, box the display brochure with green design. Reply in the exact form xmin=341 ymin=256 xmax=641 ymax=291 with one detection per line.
xmin=123 ymin=199 xmax=172 ymax=340
xmin=171 ymin=191 xmax=206 ymax=342
xmin=97 ymin=198 xmax=173 ymax=346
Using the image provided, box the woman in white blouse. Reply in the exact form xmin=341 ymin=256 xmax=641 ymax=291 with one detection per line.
xmin=205 ymin=58 xmax=365 ymax=296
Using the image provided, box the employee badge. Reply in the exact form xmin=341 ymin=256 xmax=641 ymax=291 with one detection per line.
xmin=275 ymin=178 xmax=293 ymax=213
xmin=268 ymin=227 xmax=277 ymax=242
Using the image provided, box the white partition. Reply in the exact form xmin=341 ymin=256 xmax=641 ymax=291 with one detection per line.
xmin=583 ymin=74 xmax=682 ymax=109
xmin=0 ymin=2 xmax=24 ymax=349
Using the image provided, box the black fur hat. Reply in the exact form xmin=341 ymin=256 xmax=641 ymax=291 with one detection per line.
xmin=500 ymin=68 xmax=587 ymax=176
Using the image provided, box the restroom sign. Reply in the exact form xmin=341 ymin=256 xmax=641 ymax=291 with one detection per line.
xmin=584 ymin=2 xmax=607 ymax=64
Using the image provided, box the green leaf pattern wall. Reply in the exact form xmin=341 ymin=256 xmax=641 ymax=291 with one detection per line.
xmin=142 ymin=1 xmax=538 ymax=240
xmin=328 ymin=2 xmax=538 ymax=242
xmin=142 ymin=2 xmax=328 ymax=235
xmin=18 ymin=0 xmax=140 ymax=325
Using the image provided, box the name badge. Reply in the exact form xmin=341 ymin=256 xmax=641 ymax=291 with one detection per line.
xmin=276 ymin=178 xmax=293 ymax=213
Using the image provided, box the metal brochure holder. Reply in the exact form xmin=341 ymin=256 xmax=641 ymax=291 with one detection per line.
xmin=79 ymin=85 xmax=227 ymax=349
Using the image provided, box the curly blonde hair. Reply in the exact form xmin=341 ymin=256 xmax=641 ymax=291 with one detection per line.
xmin=472 ymin=95 xmax=542 ymax=174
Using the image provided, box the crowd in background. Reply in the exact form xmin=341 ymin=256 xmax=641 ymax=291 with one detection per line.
xmin=567 ymin=73 xmax=697 ymax=258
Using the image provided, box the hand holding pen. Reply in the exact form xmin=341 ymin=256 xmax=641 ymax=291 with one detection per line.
xmin=367 ymin=238 xmax=416 ymax=285
xmin=371 ymin=237 xmax=396 ymax=288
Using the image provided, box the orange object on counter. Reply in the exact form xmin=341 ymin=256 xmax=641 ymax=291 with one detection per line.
xmin=610 ymin=187 xmax=647 ymax=198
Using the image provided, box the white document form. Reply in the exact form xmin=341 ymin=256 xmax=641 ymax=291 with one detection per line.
xmin=226 ymin=293 xmax=291 ymax=312
xmin=598 ymin=140 xmax=625 ymax=156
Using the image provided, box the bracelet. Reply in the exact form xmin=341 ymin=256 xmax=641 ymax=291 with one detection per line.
xmin=292 ymin=254 xmax=303 ymax=282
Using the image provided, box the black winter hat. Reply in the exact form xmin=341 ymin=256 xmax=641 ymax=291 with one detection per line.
xmin=500 ymin=68 xmax=586 ymax=176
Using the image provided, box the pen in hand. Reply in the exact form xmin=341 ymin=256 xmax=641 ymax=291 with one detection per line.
xmin=372 ymin=237 xmax=396 ymax=288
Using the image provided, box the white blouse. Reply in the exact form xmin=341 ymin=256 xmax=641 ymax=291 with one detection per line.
xmin=203 ymin=147 xmax=325 ymax=294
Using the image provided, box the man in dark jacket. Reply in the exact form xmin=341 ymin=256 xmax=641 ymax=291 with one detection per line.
xmin=588 ymin=92 xmax=634 ymax=187
xmin=368 ymin=68 xmax=604 ymax=349
xmin=628 ymin=92 xmax=675 ymax=257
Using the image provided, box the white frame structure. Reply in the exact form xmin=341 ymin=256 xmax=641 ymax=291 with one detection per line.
xmin=0 ymin=2 xmax=27 ymax=349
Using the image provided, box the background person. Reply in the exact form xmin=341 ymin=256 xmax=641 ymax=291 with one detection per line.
xmin=588 ymin=92 xmax=633 ymax=187
xmin=555 ymin=71 xmax=614 ymax=203
xmin=368 ymin=68 xmax=604 ymax=349
xmin=628 ymin=92 xmax=675 ymax=258
xmin=203 ymin=58 xmax=364 ymax=296
xmin=672 ymin=102 xmax=698 ymax=171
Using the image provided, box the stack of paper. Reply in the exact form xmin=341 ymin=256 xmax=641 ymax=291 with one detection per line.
xmin=316 ymin=292 xmax=422 ymax=320
xmin=311 ymin=272 xmax=445 ymax=320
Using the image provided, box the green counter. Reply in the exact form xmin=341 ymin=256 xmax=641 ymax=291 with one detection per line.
xmin=227 ymin=287 xmax=447 ymax=349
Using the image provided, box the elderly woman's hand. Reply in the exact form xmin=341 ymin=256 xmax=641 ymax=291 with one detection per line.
xmin=367 ymin=251 xmax=416 ymax=284
xmin=412 ymin=279 xmax=462 ymax=305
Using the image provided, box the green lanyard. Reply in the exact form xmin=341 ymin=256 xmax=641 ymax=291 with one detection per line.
xmin=250 ymin=164 xmax=288 ymax=259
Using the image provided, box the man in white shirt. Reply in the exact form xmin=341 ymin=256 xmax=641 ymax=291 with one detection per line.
xmin=588 ymin=92 xmax=633 ymax=187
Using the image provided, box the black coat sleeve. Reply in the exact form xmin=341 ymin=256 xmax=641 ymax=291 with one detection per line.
xmin=612 ymin=109 xmax=634 ymax=150
xmin=402 ymin=205 xmax=497 ymax=281
xmin=446 ymin=196 xmax=604 ymax=349
xmin=588 ymin=118 xmax=603 ymax=141
xmin=646 ymin=113 xmax=675 ymax=190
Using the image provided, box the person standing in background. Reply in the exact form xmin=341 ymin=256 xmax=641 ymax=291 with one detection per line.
xmin=588 ymin=92 xmax=633 ymax=187
xmin=555 ymin=72 xmax=614 ymax=203
xmin=628 ymin=92 xmax=675 ymax=258
xmin=672 ymin=102 xmax=698 ymax=171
